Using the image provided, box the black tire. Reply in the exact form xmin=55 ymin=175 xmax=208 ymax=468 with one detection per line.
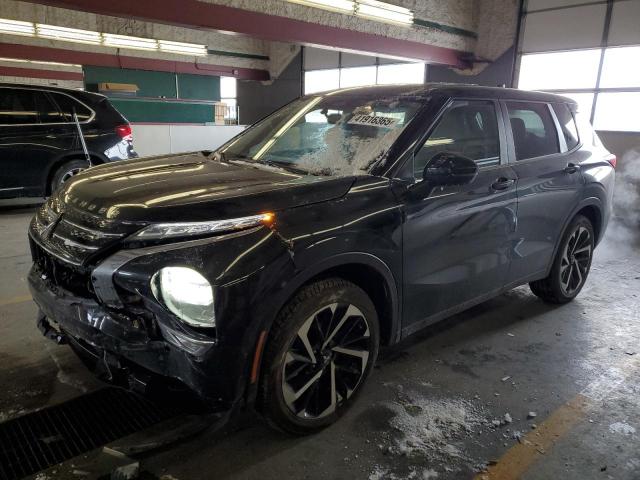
xmin=530 ymin=215 xmax=594 ymax=304
xmin=50 ymin=159 xmax=88 ymax=193
xmin=260 ymin=278 xmax=379 ymax=435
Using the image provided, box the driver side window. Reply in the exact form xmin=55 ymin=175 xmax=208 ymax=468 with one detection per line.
xmin=414 ymin=100 xmax=500 ymax=178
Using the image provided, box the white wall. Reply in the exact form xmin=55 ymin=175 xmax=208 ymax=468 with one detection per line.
xmin=131 ymin=124 xmax=246 ymax=157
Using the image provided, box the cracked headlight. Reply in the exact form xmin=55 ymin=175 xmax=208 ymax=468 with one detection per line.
xmin=152 ymin=267 xmax=215 ymax=328
xmin=133 ymin=212 xmax=275 ymax=240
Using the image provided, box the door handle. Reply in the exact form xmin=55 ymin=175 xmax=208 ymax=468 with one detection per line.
xmin=564 ymin=163 xmax=581 ymax=174
xmin=491 ymin=177 xmax=515 ymax=191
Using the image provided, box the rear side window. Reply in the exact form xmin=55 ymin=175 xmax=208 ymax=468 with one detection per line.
xmin=0 ymin=88 xmax=38 ymax=125
xmin=414 ymin=100 xmax=501 ymax=176
xmin=553 ymin=103 xmax=579 ymax=150
xmin=49 ymin=92 xmax=93 ymax=122
xmin=506 ymin=102 xmax=559 ymax=160
xmin=33 ymin=91 xmax=65 ymax=123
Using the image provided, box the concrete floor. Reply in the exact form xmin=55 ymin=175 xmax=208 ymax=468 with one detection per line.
xmin=1 ymin=206 xmax=639 ymax=480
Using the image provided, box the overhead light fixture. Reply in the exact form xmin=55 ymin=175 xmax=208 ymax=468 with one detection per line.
xmin=284 ymin=0 xmax=413 ymax=25
xmin=37 ymin=24 xmax=101 ymax=44
xmin=356 ymin=0 xmax=413 ymax=25
xmin=0 ymin=56 xmax=81 ymax=67
xmin=103 ymin=33 xmax=158 ymax=51
xmin=158 ymin=40 xmax=207 ymax=56
xmin=0 ymin=18 xmax=35 ymax=36
xmin=0 ymin=17 xmax=207 ymax=57
xmin=287 ymin=0 xmax=353 ymax=13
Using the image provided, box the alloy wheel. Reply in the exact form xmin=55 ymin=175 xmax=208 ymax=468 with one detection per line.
xmin=560 ymin=226 xmax=592 ymax=296
xmin=59 ymin=167 xmax=85 ymax=185
xmin=282 ymin=303 xmax=371 ymax=419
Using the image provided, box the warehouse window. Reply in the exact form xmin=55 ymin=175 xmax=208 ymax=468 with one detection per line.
xmin=220 ymin=76 xmax=237 ymax=122
xmin=599 ymin=46 xmax=640 ymax=89
xmin=304 ymin=69 xmax=340 ymax=94
xmin=377 ymin=63 xmax=425 ymax=85
xmin=303 ymin=55 xmax=425 ymax=94
xmin=518 ymin=46 xmax=640 ymax=132
xmin=594 ymin=92 xmax=640 ymax=132
xmin=507 ymin=102 xmax=560 ymax=161
xmin=519 ymin=50 xmax=601 ymax=91
xmin=340 ymin=66 xmax=377 ymax=88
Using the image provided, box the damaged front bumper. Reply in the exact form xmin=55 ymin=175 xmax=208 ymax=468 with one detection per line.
xmin=28 ymin=267 xmax=229 ymax=411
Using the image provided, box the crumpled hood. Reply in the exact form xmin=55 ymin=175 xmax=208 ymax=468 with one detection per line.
xmin=58 ymin=153 xmax=355 ymax=222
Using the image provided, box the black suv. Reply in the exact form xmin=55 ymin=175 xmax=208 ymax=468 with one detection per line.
xmin=28 ymin=85 xmax=615 ymax=434
xmin=0 ymin=83 xmax=136 ymax=199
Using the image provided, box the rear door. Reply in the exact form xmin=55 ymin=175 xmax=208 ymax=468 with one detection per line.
xmin=402 ymin=98 xmax=518 ymax=334
xmin=502 ymin=100 xmax=584 ymax=283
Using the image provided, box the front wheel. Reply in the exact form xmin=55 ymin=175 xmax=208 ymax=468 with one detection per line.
xmin=260 ymin=278 xmax=379 ymax=435
xmin=530 ymin=215 xmax=594 ymax=303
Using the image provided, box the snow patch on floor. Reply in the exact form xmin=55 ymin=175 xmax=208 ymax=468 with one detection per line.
xmin=609 ymin=422 xmax=636 ymax=435
xmin=368 ymin=465 xmax=439 ymax=480
xmin=387 ymin=396 xmax=486 ymax=462
xmin=368 ymin=391 xmax=489 ymax=479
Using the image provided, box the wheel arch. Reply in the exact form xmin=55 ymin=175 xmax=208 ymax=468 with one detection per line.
xmin=45 ymin=151 xmax=108 ymax=195
xmin=247 ymin=252 xmax=401 ymax=408
xmin=268 ymin=253 xmax=401 ymax=347
xmin=545 ymin=197 xmax=603 ymax=277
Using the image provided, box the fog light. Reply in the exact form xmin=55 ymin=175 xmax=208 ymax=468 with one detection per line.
xmin=152 ymin=267 xmax=214 ymax=328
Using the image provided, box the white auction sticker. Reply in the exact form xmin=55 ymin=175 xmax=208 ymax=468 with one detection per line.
xmin=348 ymin=114 xmax=399 ymax=128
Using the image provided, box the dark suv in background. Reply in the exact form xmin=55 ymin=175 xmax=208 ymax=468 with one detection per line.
xmin=0 ymin=84 xmax=137 ymax=199
xmin=28 ymin=85 xmax=615 ymax=435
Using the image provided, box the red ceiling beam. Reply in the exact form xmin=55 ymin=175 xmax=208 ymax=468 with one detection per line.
xmin=24 ymin=0 xmax=465 ymax=66
xmin=0 ymin=42 xmax=270 ymax=80
xmin=0 ymin=65 xmax=83 ymax=81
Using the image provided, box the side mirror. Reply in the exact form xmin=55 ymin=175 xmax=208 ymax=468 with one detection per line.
xmin=422 ymin=152 xmax=478 ymax=187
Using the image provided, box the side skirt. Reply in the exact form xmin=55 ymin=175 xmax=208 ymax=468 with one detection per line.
xmin=399 ymin=269 xmax=547 ymax=339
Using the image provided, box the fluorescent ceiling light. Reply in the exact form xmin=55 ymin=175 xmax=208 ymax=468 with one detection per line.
xmin=0 ymin=56 xmax=81 ymax=67
xmin=0 ymin=18 xmax=36 ymax=36
xmin=356 ymin=0 xmax=413 ymax=24
xmin=37 ymin=24 xmax=101 ymax=44
xmin=158 ymin=40 xmax=207 ymax=56
xmin=0 ymin=17 xmax=207 ymax=57
xmin=288 ymin=0 xmax=353 ymax=14
xmin=103 ymin=33 xmax=158 ymax=50
xmin=284 ymin=1 xmax=413 ymax=25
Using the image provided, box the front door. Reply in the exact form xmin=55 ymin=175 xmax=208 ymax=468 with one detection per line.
xmin=402 ymin=99 xmax=518 ymax=334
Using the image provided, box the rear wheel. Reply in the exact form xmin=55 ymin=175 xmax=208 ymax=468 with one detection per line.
xmin=530 ymin=215 xmax=594 ymax=303
xmin=260 ymin=278 xmax=379 ymax=435
xmin=50 ymin=159 xmax=88 ymax=193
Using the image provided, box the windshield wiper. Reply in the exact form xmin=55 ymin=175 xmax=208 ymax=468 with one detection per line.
xmin=258 ymin=159 xmax=311 ymax=175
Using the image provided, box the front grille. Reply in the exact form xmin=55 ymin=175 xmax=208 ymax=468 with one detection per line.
xmin=30 ymin=198 xmax=144 ymax=267
xmin=30 ymin=238 xmax=94 ymax=298
xmin=0 ymin=388 xmax=180 ymax=480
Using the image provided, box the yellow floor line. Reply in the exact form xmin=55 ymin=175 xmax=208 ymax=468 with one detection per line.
xmin=476 ymin=395 xmax=588 ymax=480
xmin=476 ymin=365 xmax=634 ymax=480
xmin=0 ymin=294 xmax=32 ymax=307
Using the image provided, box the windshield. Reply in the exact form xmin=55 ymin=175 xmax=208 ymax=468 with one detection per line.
xmin=220 ymin=93 xmax=423 ymax=176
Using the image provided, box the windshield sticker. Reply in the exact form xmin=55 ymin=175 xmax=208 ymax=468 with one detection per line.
xmin=348 ymin=114 xmax=399 ymax=128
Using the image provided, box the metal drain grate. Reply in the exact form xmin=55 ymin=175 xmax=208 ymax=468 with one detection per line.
xmin=0 ymin=387 xmax=179 ymax=480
